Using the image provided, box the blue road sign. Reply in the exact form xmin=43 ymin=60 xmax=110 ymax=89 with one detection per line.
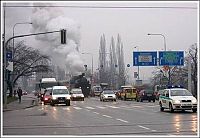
xmin=6 ymin=51 xmax=12 ymax=61
xmin=159 ymin=51 xmax=184 ymax=66
xmin=133 ymin=51 xmax=157 ymax=66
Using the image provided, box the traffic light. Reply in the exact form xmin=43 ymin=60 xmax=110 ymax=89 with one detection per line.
xmin=61 ymin=29 xmax=66 ymax=44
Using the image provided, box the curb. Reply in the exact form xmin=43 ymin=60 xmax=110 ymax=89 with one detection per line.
xmin=3 ymin=99 xmax=38 ymax=112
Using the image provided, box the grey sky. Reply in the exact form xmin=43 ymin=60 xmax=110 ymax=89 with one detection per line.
xmin=2 ymin=1 xmax=198 ymax=82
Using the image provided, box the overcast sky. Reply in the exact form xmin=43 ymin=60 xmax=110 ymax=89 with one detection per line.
xmin=2 ymin=1 xmax=198 ymax=82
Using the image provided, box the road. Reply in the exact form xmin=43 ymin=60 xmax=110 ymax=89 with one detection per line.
xmin=3 ymin=95 xmax=198 ymax=136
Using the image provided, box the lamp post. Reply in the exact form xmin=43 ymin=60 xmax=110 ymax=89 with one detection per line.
xmin=81 ymin=52 xmax=94 ymax=87
xmin=13 ymin=22 xmax=32 ymax=59
xmin=147 ymin=33 xmax=166 ymax=51
xmin=134 ymin=46 xmax=140 ymax=80
xmin=11 ymin=22 xmax=32 ymax=95
xmin=147 ymin=33 xmax=171 ymax=85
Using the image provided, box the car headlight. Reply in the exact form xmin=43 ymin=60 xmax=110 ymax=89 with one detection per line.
xmin=174 ymin=100 xmax=180 ymax=104
xmin=66 ymin=95 xmax=71 ymax=99
xmin=192 ymin=99 xmax=197 ymax=103
xmin=52 ymin=97 xmax=57 ymax=100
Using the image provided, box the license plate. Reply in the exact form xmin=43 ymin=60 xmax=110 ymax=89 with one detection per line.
xmin=147 ymin=94 xmax=151 ymax=96
xmin=183 ymin=104 xmax=191 ymax=106
xmin=59 ymin=100 xmax=64 ymax=102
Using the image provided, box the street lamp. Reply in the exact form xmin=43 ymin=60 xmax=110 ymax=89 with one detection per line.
xmin=147 ymin=33 xmax=166 ymax=51
xmin=13 ymin=22 xmax=32 ymax=60
xmin=81 ymin=52 xmax=94 ymax=87
xmin=134 ymin=46 xmax=140 ymax=80
xmin=11 ymin=22 xmax=32 ymax=95
xmin=147 ymin=33 xmax=171 ymax=85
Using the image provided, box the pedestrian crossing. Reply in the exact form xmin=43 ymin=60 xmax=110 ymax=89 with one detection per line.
xmin=33 ymin=104 xmax=160 ymax=111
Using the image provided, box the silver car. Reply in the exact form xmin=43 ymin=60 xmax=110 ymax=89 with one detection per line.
xmin=100 ymin=90 xmax=117 ymax=102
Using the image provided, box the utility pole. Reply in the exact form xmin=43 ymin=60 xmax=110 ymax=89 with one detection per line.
xmin=188 ymin=57 xmax=192 ymax=93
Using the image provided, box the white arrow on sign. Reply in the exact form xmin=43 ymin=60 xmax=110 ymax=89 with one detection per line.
xmin=160 ymin=57 xmax=163 ymax=65
xmin=153 ymin=57 xmax=156 ymax=65
xmin=135 ymin=57 xmax=137 ymax=65
xmin=180 ymin=57 xmax=183 ymax=65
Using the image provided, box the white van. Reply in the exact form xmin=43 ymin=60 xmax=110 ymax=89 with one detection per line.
xmin=50 ymin=86 xmax=71 ymax=106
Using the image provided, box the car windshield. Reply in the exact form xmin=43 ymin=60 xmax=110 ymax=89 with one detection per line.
xmin=144 ymin=89 xmax=154 ymax=94
xmin=104 ymin=91 xmax=114 ymax=94
xmin=170 ymin=89 xmax=193 ymax=96
xmin=72 ymin=90 xmax=82 ymax=94
xmin=45 ymin=91 xmax=51 ymax=96
xmin=53 ymin=89 xmax=69 ymax=95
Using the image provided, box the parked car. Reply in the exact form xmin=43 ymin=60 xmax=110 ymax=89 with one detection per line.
xmin=43 ymin=90 xmax=52 ymax=104
xmin=70 ymin=88 xmax=84 ymax=101
xmin=50 ymin=86 xmax=71 ymax=106
xmin=136 ymin=89 xmax=156 ymax=102
xmin=100 ymin=90 xmax=116 ymax=102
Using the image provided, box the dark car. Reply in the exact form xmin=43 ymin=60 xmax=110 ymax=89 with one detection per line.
xmin=136 ymin=89 xmax=156 ymax=102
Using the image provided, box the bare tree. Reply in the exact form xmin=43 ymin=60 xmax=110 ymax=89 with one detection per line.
xmin=8 ymin=41 xmax=52 ymax=96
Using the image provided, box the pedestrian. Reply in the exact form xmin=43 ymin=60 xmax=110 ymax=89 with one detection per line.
xmin=14 ymin=89 xmax=16 ymax=97
xmin=17 ymin=87 xmax=23 ymax=103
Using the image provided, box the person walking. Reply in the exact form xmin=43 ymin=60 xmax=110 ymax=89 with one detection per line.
xmin=17 ymin=87 xmax=23 ymax=103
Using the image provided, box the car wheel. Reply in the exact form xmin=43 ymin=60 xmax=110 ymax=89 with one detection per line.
xmin=148 ymin=99 xmax=151 ymax=102
xmin=51 ymin=102 xmax=55 ymax=106
xmin=114 ymin=99 xmax=116 ymax=102
xmin=153 ymin=99 xmax=155 ymax=102
xmin=103 ymin=99 xmax=105 ymax=102
xmin=66 ymin=100 xmax=70 ymax=106
xmin=140 ymin=98 xmax=143 ymax=102
xmin=82 ymin=98 xmax=84 ymax=101
xmin=192 ymin=109 xmax=197 ymax=113
xmin=169 ymin=103 xmax=174 ymax=113
xmin=160 ymin=102 xmax=164 ymax=111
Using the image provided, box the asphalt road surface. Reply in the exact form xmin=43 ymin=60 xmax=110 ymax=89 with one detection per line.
xmin=3 ymin=96 xmax=198 ymax=136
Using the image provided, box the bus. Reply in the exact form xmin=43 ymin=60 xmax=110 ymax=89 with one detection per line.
xmin=35 ymin=78 xmax=59 ymax=97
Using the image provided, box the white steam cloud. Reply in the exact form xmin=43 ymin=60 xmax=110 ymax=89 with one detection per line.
xmin=31 ymin=4 xmax=84 ymax=75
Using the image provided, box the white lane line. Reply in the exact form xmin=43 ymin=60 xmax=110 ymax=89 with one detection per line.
xmin=25 ymin=108 xmax=32 ymax=111
xmin=63 ymin=107 xmax=70 ymax=110
xmin=96 ymin=106 xmax=106 ymax=109
xmin=138 ymin=125 xmax=150 ymax=130
xmin=151 ymin=129 xmax=157 ymax=132
xmin=102 ymin=115 xmax=112 ymax=118
xmin=73 ymin=107 xmax=82 ymax=110
xmin=93 ymin=112 xmax=100 ymax=115
xmin=86 ymin=109 xmax=91 ymax=111
xmin=116 ymin=118 xmax=128 ymax=123
xmin=106 ymin=105 xmax=119 ymax=108
xmin=86 ymin=106 xmax=95 ymax=109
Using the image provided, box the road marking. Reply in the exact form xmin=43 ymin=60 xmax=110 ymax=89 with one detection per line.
xmin=138 ymin=125 xmax=150 ymax=130
xmin=93 ymin=112 xmax=100 ymax=114
xmin=86 ymin=106 xmax=95 ymax=109
xmin=86 ymin=109 xmax=91 ymax=111
xmin=96 ymin=106 xmax=106 ymax=109
xmin=63 ymin=107 xmax=70 ymax=110
xmin=73 ymin=107 xmax=82 ymax=110
xmin=106 ymin=105 xmax=119 ymax=108
xmin=116 ymin=118 xmax=128 ymax=123
xmin=25 ymin=108 xmax=32 ymax=111
xmin=102 ymin=115 xmax=112 ymax=118
xmin=151 ymin=129 xmax=157 ymax=132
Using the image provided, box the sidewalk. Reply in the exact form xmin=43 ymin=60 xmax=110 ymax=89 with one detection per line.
xmin=3 ymin=94 xmax=39 ymax=112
